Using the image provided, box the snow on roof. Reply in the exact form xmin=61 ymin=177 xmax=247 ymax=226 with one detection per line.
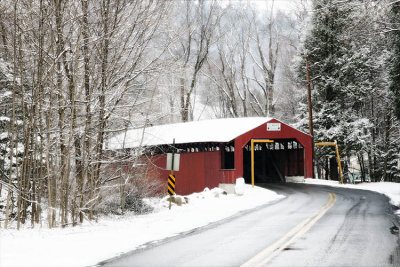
xmin=107 ymin=117 xmax=273 ymax=150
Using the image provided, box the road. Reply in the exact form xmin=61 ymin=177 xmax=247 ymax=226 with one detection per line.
xmin=100 ymin=183 xmax=400 ymax=266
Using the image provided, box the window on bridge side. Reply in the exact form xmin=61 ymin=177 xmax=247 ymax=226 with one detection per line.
xmin=221 ymin=141 xmax=235 ymax=170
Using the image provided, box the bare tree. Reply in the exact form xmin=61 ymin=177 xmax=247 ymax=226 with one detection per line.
xmin=3 ymin=1 xmax=18 ymax=229
xmin=166 ymin=0 xmax=221 ymax=122
xmin=205 ymin=6 xmax=254 ymax=118
xmin=248 ymin=4 xmax=280 ymax=117
xmin=0 ymin=0 xmax=169 ymax=228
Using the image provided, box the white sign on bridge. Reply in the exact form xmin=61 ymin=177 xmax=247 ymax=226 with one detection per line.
xmin=166 ymin=153 xmax=180 ymax=171
xmin=267 ymin=123 xmax=281 ymax=131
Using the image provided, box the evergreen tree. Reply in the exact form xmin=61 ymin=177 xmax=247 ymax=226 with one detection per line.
xmin=295 ymin=0 xmax=399 ymax=181
xmin=297 ymin=0 xmax=361 ymax=179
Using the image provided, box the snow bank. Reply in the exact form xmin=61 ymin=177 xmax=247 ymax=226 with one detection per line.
xmin=235 ymin=177 xmax=246 ymax=195
xmin=0 ymin=185 xmax=283 ymax=267
xmin=304 ymin=178 xmax=400 ymax=207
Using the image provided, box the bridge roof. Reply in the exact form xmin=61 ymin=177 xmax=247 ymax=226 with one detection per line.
xmin=106 ymin=117 xmax=273 ymax=150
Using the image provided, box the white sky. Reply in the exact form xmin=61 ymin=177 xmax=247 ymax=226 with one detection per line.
xmin=253 ymin=0 xmax=304 ymax=12
xmin=220 ymin=0 xmax=307 ymax=13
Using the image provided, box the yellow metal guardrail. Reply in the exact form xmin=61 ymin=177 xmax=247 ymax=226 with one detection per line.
xmin=315 ymin=140 xmax=343 ymax=184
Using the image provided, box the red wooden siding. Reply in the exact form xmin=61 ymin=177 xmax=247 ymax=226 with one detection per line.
xmin=234 ymin=119 xmax=313 ymax=180
xmin=147 ymin=151 xmax=221 ymax=195
xmin=142 ymin=118 xmax=313 ymax=195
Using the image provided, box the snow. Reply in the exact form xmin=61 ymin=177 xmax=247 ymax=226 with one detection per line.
xmin=0 ymin=58 xmax=13 ymax=81
xmin=0 ymin=116 xmax=10 ymax=122
xmin=303 ymin=178 xmax=400 ymax=207
xmin=106 ymin=117 xmax=272 ymax=150
xmin=0 ymin=184 xmax=283 ymax=267
xmin=0 ymin=132 xmax=8 ymax=140
xmin=235 ymin=177 xmax=246 ymax=195
xmin=0 ymin=91 xmax=12 ymax=101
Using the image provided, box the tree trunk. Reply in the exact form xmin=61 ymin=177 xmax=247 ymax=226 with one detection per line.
xmin=80 ymin=0 xmax=91 ymax=224
xmin=4 ymin=1 xmax=18 ymax=229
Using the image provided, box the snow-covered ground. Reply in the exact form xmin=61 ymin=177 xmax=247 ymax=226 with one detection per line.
xmin=1 ymin=179 xmax=399 ymax=267
xmin=0 ymin=185 xmax=283 ymax=267
xmin=303 ymin=178 xmax=400 ymax=208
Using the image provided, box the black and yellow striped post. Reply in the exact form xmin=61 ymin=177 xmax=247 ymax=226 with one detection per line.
xmin=168 ymin=138 xmax=176 ymax=210
xmin=168 ymin=174 xmax=176 ymax=196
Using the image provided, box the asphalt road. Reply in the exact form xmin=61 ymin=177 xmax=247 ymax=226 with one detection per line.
xmin=100 ymin=183 xmax=400 ymax=267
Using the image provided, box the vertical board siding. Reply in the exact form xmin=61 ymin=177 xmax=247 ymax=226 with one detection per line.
xmin=147 ymin=151 xmax=221 ymax=195
xmin=137 ymin=118 xmax=313 ymax=195
xmin=234 ymin=118 xmax=313 ymax=180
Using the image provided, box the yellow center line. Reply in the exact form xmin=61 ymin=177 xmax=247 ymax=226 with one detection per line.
xmin=241 ymin=193 xmax=337 ymax=267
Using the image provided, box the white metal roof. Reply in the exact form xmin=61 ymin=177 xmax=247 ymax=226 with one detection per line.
xmin=107 ymin=117 xmax=273 ymax=150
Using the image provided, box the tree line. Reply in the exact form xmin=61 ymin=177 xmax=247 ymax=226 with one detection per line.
xmin=0 ymin=0 xmax=399 ymax=229
xmin=295 ymin=0 xmax=399 ymax=183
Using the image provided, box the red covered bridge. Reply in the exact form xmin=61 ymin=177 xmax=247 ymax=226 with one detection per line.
xmin=107 ymin=117 xmax=313 ymax=195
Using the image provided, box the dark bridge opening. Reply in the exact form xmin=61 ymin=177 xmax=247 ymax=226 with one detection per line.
xmin=243 ymin=139 xmax=304 ymax=184
xmin=221 ymin=141 xmax=235 ymax=169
